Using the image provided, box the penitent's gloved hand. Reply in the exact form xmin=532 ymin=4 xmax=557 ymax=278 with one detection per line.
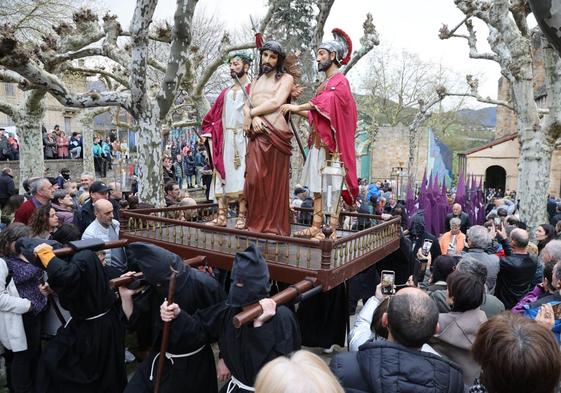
xmin=34 ymin=243 xmax=55 ymax=268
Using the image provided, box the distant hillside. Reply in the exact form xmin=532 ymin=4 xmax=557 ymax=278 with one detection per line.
xmin=457 ymin=107 xmax=496 ymax=128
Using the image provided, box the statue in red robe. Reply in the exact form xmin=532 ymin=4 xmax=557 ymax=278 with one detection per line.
xmin=243 ymin=41 xmax=295 ymax=236
xmin=281 ymin=29 xmax=358 ymax=240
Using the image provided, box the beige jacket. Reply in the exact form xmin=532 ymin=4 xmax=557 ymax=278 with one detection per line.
xmin=430 ymin=308 xmax=487 ymax=385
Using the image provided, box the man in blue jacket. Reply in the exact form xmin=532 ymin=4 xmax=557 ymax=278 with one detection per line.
xmin=330 ymin=287 xmax=464 ymax=393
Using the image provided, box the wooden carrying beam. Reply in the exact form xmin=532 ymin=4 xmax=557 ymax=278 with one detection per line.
xmin=53 ymin=239 xmax=130 ymax=257
xmin=232 ymin=278 xmax=319 ymax=328
xmin=108 ymin=255 xmax=207 ymax=289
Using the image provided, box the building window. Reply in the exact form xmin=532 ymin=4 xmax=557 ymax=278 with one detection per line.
xmin=64 ymin=117 xmax=72 ymax=134
xmin=4 ymin=83 xmax=15 ymax=97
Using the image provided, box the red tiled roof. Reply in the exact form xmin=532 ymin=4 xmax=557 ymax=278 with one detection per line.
xmin=461 ymin=133 xmax=517 ymax=156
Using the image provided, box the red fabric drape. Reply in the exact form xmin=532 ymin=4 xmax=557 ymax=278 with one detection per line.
xmin=244 ymin=125 xmax=293 ymax=236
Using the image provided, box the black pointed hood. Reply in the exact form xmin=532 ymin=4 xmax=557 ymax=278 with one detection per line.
xmin=227 ymin=244 xmax=270 ymax=308
xmin=409 ymin=212 xmax=426 ymax=239
xmin=15 ymin=238 xmax=62 ymax=268
xmin=126 ymin=242 xmax=190 ymax=295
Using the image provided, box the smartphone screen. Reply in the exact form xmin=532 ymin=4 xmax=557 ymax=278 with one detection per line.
xmin=422 ymin=239 xmax=433 ymax=256
xmin=381 ymin=270 xmax=395 ymax=295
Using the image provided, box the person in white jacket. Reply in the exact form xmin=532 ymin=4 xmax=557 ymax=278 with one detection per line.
xmin=348 ymin=283 xmax=440 ymax=356
xmin=0 ymin=256 xmax=31 ymax=353
xmin=0 ymin=253 xmax=32 ymax=393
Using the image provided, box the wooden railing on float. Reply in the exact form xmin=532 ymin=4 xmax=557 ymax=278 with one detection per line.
xmin=120 ymin=203 xmax=401 ymax=290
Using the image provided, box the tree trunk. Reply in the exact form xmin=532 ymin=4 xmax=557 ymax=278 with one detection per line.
xmin=511 ymin=74 xmax=548 ymax=233
xmin=137 ymin=111 xmax=164 ymax=206
xmin=16 ymin=90 xmax=46 ymax=192
xmin=82 ymin=126 xmax=95 ymax=176
xmin=517 ymin=124 xmax=552 ymax=232
xmin=77 ymin=112 xmax=96 ymax=176
xmin=15 ymin=113 xmax=45 ymax=192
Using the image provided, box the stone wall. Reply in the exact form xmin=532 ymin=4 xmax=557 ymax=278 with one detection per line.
xmin=1 ymin=159 xmax=85 ymax=189
xmin=370 ymin=125 xmax=429 ymax=183
xmin=495 ymin=77 xmax=517 ymax=138
xmin=0 ymin=75 xmax=87 ymax=133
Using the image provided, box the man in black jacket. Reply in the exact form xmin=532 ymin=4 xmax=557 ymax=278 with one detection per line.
xmin=495 ymin=228 xmax=538 ymax=309
xmin=444 ymin=203 xmax=471 ymax=234
xmin=330 ymin=287 xmax=464 ymax=393
xmin=73 ymin=181 xmax=119 ymax=232
xmin=0 ymin=167 xmax=16 ymax=208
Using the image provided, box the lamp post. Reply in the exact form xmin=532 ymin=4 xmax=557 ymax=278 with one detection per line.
xmin=391 ymin=162 xmax=408 ymax=202
xmin=321 ymin=157 xmax=346 ymax=239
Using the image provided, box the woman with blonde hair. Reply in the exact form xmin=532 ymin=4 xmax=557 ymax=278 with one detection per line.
xmin=255 ymin=350 xmax=344 ymax=393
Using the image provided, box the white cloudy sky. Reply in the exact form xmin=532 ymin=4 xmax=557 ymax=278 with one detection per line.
xmin=103 ymin=0 xmax=520 ymax=107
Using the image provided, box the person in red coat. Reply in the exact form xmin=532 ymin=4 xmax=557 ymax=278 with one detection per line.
xmin=281 ymin=29 xmax=358 ymax=240
xmin=14 ymin=178 xmax=54 ymax=225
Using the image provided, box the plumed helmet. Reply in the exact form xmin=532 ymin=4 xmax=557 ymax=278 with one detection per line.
xmin=318 ymin=28 xmax=353 ymax=66
xmin=227 ymin=244 xmax=270 ymax=308
xmin=259 ymin=40 xmax=286 ymax=59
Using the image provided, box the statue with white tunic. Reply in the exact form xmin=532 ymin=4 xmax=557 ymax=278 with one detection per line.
xmin=201 ymin=53 xmax=252 ymax=229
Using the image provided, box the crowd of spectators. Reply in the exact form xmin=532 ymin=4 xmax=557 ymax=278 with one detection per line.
xmin=3 ymin=168 xmax=561 ymax=393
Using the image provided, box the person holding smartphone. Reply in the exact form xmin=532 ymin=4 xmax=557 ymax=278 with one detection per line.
xmin=408 ymin=214 xmax=441 ymax=285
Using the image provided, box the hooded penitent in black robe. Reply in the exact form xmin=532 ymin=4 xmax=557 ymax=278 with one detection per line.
xmin=295 ymin=283 xmax=348 ymax=348
xmin=34 ymin=248 xmax=127 ymax=393
xmin=124 ymin=243 xmax=225 ymax=393
xmin=170 ymin=244 xmax=301 ymax=393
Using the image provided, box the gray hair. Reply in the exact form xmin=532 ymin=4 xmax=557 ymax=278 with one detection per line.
xmin=457 ymin=254 xmax=488 ymax=286
xmin=542 ymin=240 xmax=561 ymax=263
xmin=30 ymin=178 xmax=49 ymax=195
xmin=554 ymin=260 xmax=561 ymax=282
xmin=52 ymin=189 xmax=68 ymax=204
xmin=467 ymin=225 xmax=491 ymax=249
xmin=80 ymin=172 xmax=94 ymax=180
xmin=450 ymin=217 xmax=461 ymax=228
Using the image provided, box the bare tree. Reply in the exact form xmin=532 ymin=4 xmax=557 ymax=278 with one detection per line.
xmin=0 ymin=0 xmax=84 ymax=40
xmin=0 ymin=0 xmax=90 ymax=189
xmin=360 ymin=47 xmax=464 ymax=182
xmin=440 ymin=0 xmax=561 ymax=231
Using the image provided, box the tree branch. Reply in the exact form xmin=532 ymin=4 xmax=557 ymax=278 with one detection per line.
xmin=441 ymin=74 xmax=515 ymax=111
xmin=52 ymin=47 xmax=104 ymax=65
xmin=542 ymin=44 xmax=561 ymax=140
xmin=311 ymin=0 xmax=336 ymax=50
xmin=129 ymin=0 xmax=158 ymax=118
xmin=342 ymin=13 xmax=379 ymax=75
xmin=509 ymin=0 xmax=530 ymax=37
xmin=259 ymin=2 xmax=275 ymax=33
xmin=193 ymin=37 xmax=254 ymax=98
xmin=64 ymin=65 xmax=130 ymax=88
xmin=0 ymin=101 xmax=16 ymax=118
xmin=0 ymin=69 xmax=26 ymax=84
xmin=148 ymin=57 xmax=166 ymax=73
xmin=113 ymin=107 xmax=134 ymax=129
xmin=156 ymin=0 xmax=198 ymax=119
xmin=3 ymin=59 xmax=131 ymax=109
xmin=171 ymin=119 xmax=198 ymax=128
xmin=440 ymin=19 xmax=500 ymax=62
